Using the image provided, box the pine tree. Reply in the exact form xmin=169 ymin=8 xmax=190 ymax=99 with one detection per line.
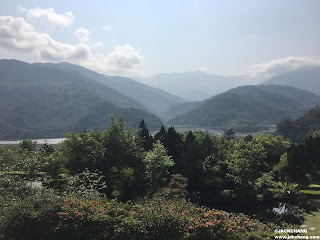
xmin=138 ymin=119 xmax=153 ymax=151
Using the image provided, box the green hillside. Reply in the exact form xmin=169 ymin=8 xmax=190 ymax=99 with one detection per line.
xmin=35 ymin=62 xmax=186 ymax=116
xmin=275 ymin=106 xmax=320 ymax=142
xmin=168 ymin=85 xmax=320 ymax=132
xmin=161 ymin=101 xmax=203 ymax=121
xmin=0 ymin=59 xmax=163 ymax=139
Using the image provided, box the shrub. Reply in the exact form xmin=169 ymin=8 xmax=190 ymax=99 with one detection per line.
xmin=0 ymin=194 xmax=279 ymax=240
xmin=0 ymin=190 xmax=62 ymax=240
xmin=56 ymin=197 xmax=278 ymax=240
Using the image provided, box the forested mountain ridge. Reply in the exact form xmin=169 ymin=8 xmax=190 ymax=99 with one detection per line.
xmin=167 ymin=85 xmax=320 ymax=132
xmin=275 ymin=106 xmax=320 ymax=143
xmin=161 ymin=101 xmax=204 ymax=121
xmin=35 ymin=62 xmax=186 ymax=116
xmin=262 ymin=66 xmax=320 ymax=95
xmin=0 ymin=59 xmax=163 ymax=139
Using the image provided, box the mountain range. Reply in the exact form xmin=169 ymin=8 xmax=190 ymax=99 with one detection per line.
xmin=1 ymin=58 xmax=320 ymax=139
xmin=34 ymin=62 xmax=186 ymax=116
xmin=167 ymin=85 xmax=320 ymax=132
xmin=0 ymin=59 xmax=166 ymax=139
xmin=261 ymin=66 xmax=320 ymax=95
xmin=135 ymin=72 xmax=252 ymax=101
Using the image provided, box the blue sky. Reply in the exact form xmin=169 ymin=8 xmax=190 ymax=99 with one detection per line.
xmin=0 ymin=0 xmax=319 ymax=78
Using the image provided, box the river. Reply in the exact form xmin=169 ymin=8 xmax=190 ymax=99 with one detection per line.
xmin=0 ymin=138 xmax=66 ymax=145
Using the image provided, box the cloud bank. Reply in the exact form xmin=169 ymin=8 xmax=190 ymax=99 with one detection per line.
xmin=0 ymin=15 xmax=142 ymax=75
xmin=251 ymin=56 xmax=320 ymax=79
xmin=19 ymin=6 xmax=75 ymax=31
xmin=75 ymin=27 xmax=89 ymax=43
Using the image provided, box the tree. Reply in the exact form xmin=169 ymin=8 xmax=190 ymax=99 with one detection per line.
xmin=60 ymin=130 xmax=104 ymax=174
xmin=56 ymin=115 xmax=146 ymax=200
xmin=225 ymin=138 xmax=267 ymax=199
xmin=138 ymin=119 xmax=153 ymax=151
xmin=154 ymin=125 xmax=167 ymax=144
xmin=223 ymin=128 xmax=236 ymax=141
xmin=163 ymin=126 xmax=183 ymax=162
xmin=19 ymin=139 xmax=36 ymax=152
xmin=252 ymin=134 xmax=291 ymax=169
xmin=143 ymin=140 xmax=175 ymax=191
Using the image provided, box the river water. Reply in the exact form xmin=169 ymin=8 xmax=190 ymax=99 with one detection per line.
xmin=0 ymin=138 xmax=66 ymax=145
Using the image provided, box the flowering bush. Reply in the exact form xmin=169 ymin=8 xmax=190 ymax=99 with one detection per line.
xmin=1 ymin=193 xmax=281 ymax=240
xmin=56 ymin=196 xmax=277 ymax=240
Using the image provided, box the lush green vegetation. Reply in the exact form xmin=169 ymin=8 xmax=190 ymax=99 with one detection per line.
xmin=167 ymin=85 xmax=320 ymax=132
xmin=35 ymin=62 xmax=186 ymax=116
xmin=1 ymin=116 xmax=319 ymax=239
xmin=0 ymin=60 xmax=163 ymax=139
xmin=275 ymin=106 xmax=320 ymax=143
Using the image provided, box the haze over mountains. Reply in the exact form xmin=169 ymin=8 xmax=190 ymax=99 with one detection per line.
xmin=1 ymin=58 xmax=320 ymax=139
xmin=262 ymin=66 xmax=320 ymax=95
xmin=135 ymin=72 xmax=253 ymax=101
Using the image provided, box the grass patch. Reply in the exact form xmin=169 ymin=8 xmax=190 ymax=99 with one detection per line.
xmin=301 ymin=199 xmax=320 ymax=236
xmin=308 ymin=184 xmax=320 ymax=190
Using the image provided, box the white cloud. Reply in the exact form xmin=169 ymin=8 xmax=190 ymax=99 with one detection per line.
xmin=107 ymin=44 xmax=142 ymax=69
xmin=18 ymin=6 xmax=74 ymax=31
xmin=251 ymin=56 xmax=320 ymax=79
xmin=0 ymin=16 xmax=90 ymax=61
xmin=75 ymin=27 xmax=89 ymax=43
xmin=199 ymin=65 xmax=208 ymax=72
xmin=0 ymin=16 xmax=142 ymax=76
xmin=93 ymin=41 xmax=104 ymax=48
xmin=102 ymin=25 xmax=111 ymax=32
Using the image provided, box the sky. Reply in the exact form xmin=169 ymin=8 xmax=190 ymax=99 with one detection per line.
xmin=0 ymin=0 xmax=320 ymax=79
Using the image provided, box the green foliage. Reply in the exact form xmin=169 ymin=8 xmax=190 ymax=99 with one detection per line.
xmin=252 ymin=134 xmax=291 ymax=169
xmin=223 ymin=128 xmax=236 ymax=141
xmin=63 ymin=170 xmax=107 ymax=199
xmin=273 ymin=153 xmax=289 ymax=181
xmin=225 ymin=138 xmax=267 ymax=199
xmin=275 ymin=106 xmax=320 ymax=143
xmin=0 ymin=146 xmax=45 ymax=180
xmin=138 ymin=119 xmax=153 ymax=151
xmin=143 ymin=140 xmax=175 ymax=191
xmin=272 ymin=182 xmax=301 ymax=203
xmin=0 ymin=118 xmax=312 ymax=238
xmin=61 ymin=130 xmax=104 ymax=174
xmin=57 ymin=116 xmax=146 ymax=200
xmin=19 ymin=139 xmax=36 ymax=152
xmin=0 ymin=173 xmax=33 ymax=201
xmin=0 ymin=190 xmax=62 ymax=240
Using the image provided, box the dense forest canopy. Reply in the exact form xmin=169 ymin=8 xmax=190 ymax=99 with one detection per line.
xmin=275 ymin=106 xmax=320 ymax=143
